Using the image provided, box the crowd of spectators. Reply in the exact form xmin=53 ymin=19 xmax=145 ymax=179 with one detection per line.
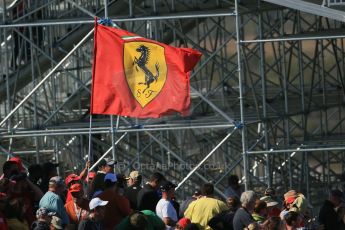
xmin=0 ymin=156 xmax=343 ymax=230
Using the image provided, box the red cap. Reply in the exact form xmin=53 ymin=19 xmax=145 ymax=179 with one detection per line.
xmin=65 ymin=174 xmax=81 ymax=186
xmin=285 ymin=196 xmax=296 ymax=204
xmin=9 ymin=157 xmax=25 ymax=172
xmin=69 ymin=183 xmax=82 ymax=193
xmin=177 ymin=218 xmax=191 ymax=228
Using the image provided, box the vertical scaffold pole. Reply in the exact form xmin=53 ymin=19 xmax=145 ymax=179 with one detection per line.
xmin=235 ymin=0 xmax=249 ymax=190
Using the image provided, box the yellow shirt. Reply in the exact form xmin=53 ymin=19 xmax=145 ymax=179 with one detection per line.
xmin=184 ymin=197 xmax=228 ymax=230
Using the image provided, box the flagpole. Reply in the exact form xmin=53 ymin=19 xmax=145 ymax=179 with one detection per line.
xmin=102 ymin=0 xmax=117 ymax=165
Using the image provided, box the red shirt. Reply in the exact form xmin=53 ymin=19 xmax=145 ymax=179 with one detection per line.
xmin=97 ymin=189 xmax=131 ymax=229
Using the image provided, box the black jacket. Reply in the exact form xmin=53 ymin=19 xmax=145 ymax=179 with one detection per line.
xmin=319 ymin=200 xmax=340 ymax=230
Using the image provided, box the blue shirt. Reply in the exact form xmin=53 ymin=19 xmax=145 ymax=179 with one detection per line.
xmin=39 ymin=191 xmax=69 ymax=226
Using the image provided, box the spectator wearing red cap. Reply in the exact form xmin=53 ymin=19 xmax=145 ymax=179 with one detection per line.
xmin=175 ymin=218 xmax=191 ymax=230
xmin=65 ymin=174 xmax=81 ymax=204
xmin=8 ymin=157 xmax=26 ymax=173
xmin=64 ymin=161 xmax=91 ymax=204
xmin=64 ymin=183 xmax=89 ymax=229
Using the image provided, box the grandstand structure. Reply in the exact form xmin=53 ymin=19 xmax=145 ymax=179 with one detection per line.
xmin=1 ymin=0 xmax=345 ymax=209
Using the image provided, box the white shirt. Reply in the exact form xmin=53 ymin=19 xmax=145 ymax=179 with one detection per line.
xmin=156 ymin=198 xmax=178 ymax=230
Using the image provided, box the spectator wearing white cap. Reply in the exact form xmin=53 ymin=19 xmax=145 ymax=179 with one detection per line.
xmin=97 ymin=173 xmax=131 ymax=229
xmin=31 ymin=207 xmax=55 ymax=230
xmin=39 ymin=176 xmax=69 ymax=227
xmin=124 ymin=171 xmax=142 ymax=210
xmin=78 ymin=197 xmax=108 ymax=230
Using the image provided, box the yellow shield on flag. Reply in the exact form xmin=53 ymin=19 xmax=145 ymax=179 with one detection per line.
xmin=124 ymin=41 xmax=167 ymax=108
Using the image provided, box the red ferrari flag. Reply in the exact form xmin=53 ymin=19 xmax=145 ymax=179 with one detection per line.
xmin=90 ymin=22 xmax=202 ymax=118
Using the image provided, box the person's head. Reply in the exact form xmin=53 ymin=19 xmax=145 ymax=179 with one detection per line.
xmin=192 ymin=190 xmax=202 ymax=199
xmin=284 ymin=211 xmax=300 ymax=228
xmin=202 ymin=183 xmax=214 ymax=197
xmin=2 ymin=161 xmax=19 ymax=179
xmin=50 ymin=216 xmax=63 ymax=230
xmin=89 ymin=197 xmax=108 ymax=219
xmin=65 ymin=174 xmax=81 ymax=188
xmin=160 ymin=181 xmax=176 ymax=199
xmin=148 ymin=172 xmax=165 ymax=189
xmin=36 ymin=207 xmax=55 ymax=223
xmin=226 ymin=195 xmax=240 ymax=210
xmin=330 ymin=189 xmax=344 ymax=207
xmin=228 ymin=174 xmax=239 ymax=186
xmin=69 ymin=183 xmax=84 ymax=205
xmin=104 ymin=173 xmax=117 ymax=190
xmin=126 ymin=171 xmax=142 ymax=186
xmin=128 ymin=212 xmax=148 ymax=230
xmin=8 ymin=157 xmax=25 ymax=173
xmin=42 ymin=162 xmax=59 ymax=178
xmin=240 ymin=190 xmax=257 ymax=212
xmin=265 ymin=187 xmax=276 ymax=197
xmin=103 ymin=158 xmax=116 ymax=173
xmin=267 ymin=216 xmax=283 ymax=230
xmin=48 ymin=176 xmax=65 ymax=195
xmin=253 ymin=199 xmax=267 ymax=216
xmin=175 ymin=217 xmax=191 ymax=230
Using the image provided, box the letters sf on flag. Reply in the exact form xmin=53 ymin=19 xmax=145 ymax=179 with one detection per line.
xmin=90 ymin=22 xmax=202 ymax=118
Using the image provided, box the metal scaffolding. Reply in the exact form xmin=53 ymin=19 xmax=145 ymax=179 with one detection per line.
xmin=1 ymin=0 xmax=345 ymax=210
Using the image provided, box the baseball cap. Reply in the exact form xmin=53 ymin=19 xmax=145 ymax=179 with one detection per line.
xmin=160 ymin=181 xmax=177 ymax=192
xmin=104 ymin=173 xmax=117 ymax=182
xmin=89 ymin=197 xmax=108 ymax=210
xmin=264 ymin=187 xmax=276 ymax=196
xmin=284 ymin=190 xmax=297 ymax=200
xmin=285 ymin=196 xmax=296 ymax=204
xmin=51 ymin=216 xmax=63 ymax=229
xmin=177 ymin=218 xmax=191 ymax=228
xmin=260 ymin=196 xmax=279 ymax=207
xmin=193 ymin=190 xmax=202 ymax=196
xmin=126 ymin=171 xmax=140 ymax=180
xmin=36 ymin=207 xmax=56 ymax=218
xmin=69 ymin=183 xmax=83 ymax=193
xmin=9 ymin=157 xmax=25 ymax=172
xmin=49 ymin=176 xmax=64 ymax=186
xmin=65 ymin=174 xmax=81 ymax=186
xmin=104 ymin=157 xmax=116 ymax=166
